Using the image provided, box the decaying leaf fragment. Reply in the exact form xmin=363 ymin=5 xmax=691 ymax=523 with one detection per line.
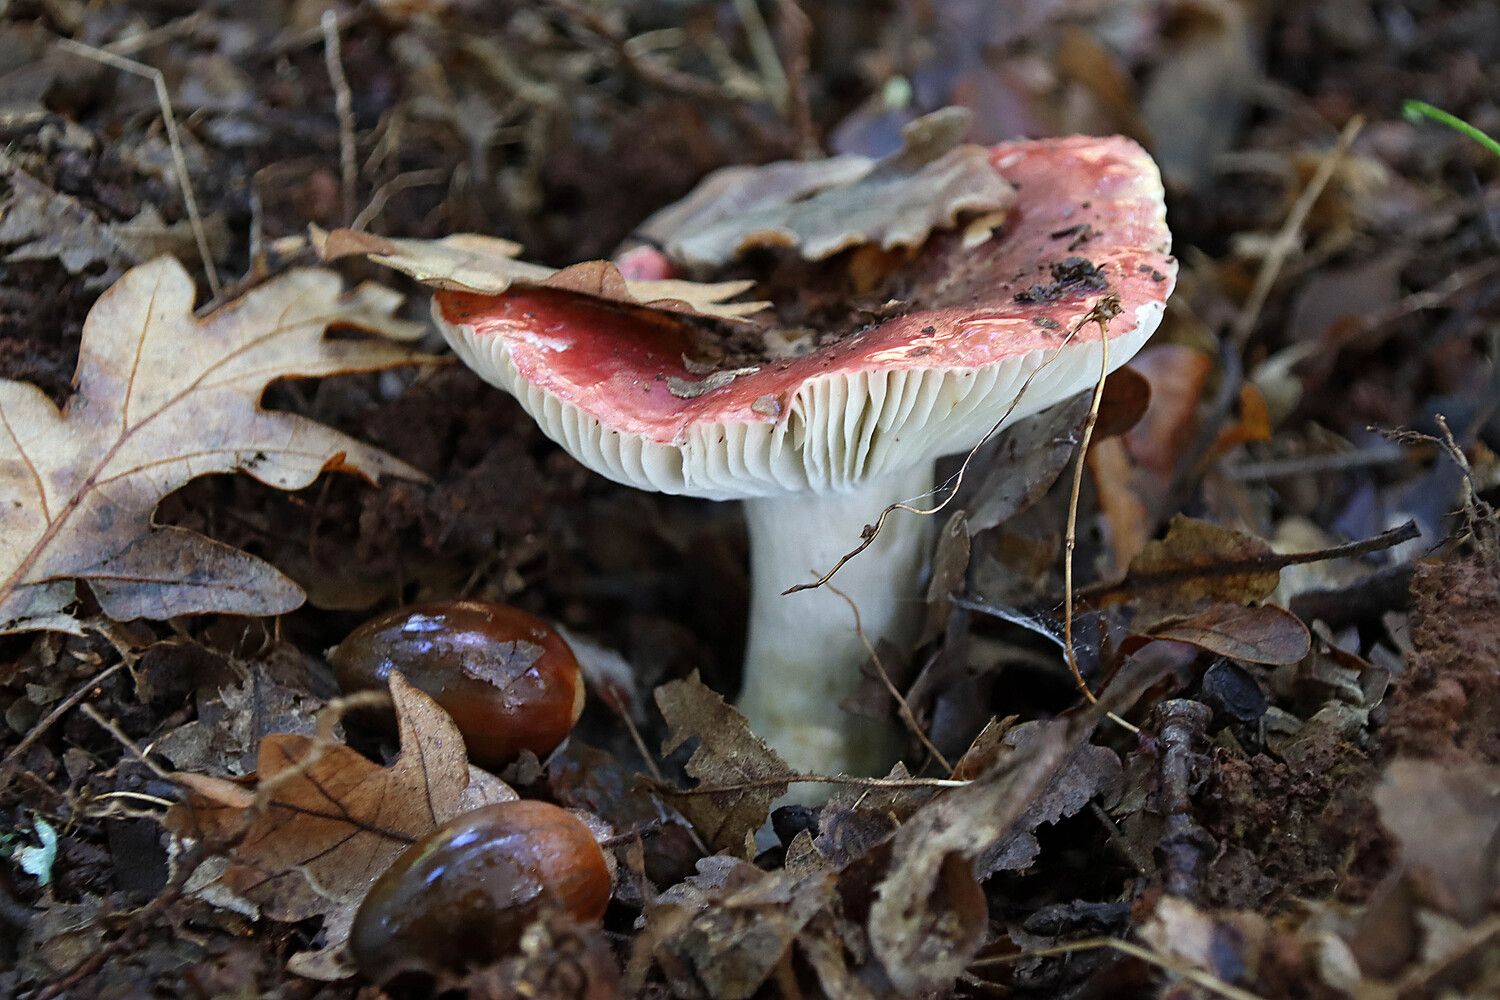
xmin=637 ymin=108 xmax=1016 ymax=269
xmin=653 ymin=673 xmax=793 ymax=857
xmin=313 ymin=227 xmax=768 ymax=323
xmin=0 ymin=256 xmax=432 ymax=635
xmin=634 ymin=856 xmax=836 ymax=1000
xmin=166 ymin=672 xmax=515 ymax=979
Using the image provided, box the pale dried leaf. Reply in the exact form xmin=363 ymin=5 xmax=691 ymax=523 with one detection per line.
xmin=0 ymin=256 xmax=432 ymax=634
xmin=640 ymin=108 xmax=1016 ymax=268
xmin=654 ymin=673 xmax=793 ymax=857
xmin=313 ymin=227 xmax=767 ymax=323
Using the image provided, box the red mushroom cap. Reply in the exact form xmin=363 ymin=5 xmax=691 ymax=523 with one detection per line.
xmin=435 ymin=136 xmax=1176 ymax=500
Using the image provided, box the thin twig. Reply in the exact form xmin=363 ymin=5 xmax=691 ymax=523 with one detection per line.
xmin=734 ymin=0 xmax=788 ymax=110
xmin=321 ymin=11 xmax=358 ymax=227
xmin=0 ymin=661 xmax=125 ymax=788
xmin=1231 ymin=117 xmax=1363 ymax=351
xmin=55 ymin=38 xmax=222 ymax=296
xmin=970 ymin=936 xmax=1267 ymax=1000
xmin=785 ymin=297 xmax=1122 ymax=596
xmin=666 ymin=773 xmax=969 ymax=796
xmin=80 ymin=704 xmax=172 ymax=780
xmin=351 ymin=167 xmax=448 ymax=232
xmin=1062 ymin=299 xmax=1118 ymax=709
xmin=826 ymin=583 xmax=952 ymax=772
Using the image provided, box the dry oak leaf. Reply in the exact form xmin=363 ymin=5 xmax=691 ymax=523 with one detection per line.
xmin=637 ymin=107 xmax=1016 ymax=268
xmin=312 ymin=227 xmax=768 ymax=323
xmin=167 ymin=671 xmax=516 ymax=979
xmin=654 ymin=672 xmax=793 ymax=858
xmin=0 ymin=256 xmax=433 ymax=635
xmin=1148 ymin=602 xmax=1311 ymax=665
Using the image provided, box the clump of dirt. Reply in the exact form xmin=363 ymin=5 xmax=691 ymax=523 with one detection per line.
xmin=1383 ymin=555 xmax=1500 ymax=764
xmin=1198 ymin=743 xmax=1381 ymax=909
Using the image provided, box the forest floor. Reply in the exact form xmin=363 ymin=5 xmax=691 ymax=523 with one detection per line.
xmin=0 ymin=1 xmax=1497 ymax=998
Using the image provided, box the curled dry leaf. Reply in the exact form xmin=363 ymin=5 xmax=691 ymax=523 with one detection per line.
xmin=0 ymin=256 xmax=433 ymax=635
xmin=166 ymin=672 xmax=514 ymax=979
xmin=637 ymin=108 xmax=1017 ymax=268
xmin=653 ymin=672 xmax=793 ymax=858
xmin=313 ymin=227 xmax=767 ymax=323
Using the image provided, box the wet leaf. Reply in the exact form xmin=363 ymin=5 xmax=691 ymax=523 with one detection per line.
xmin=0 ymin=257 xmax=431 ymax=635
xmin=638 ymin=108 xmax=1015 ymax=268
xmin=166 ymin=673 xmax=512 ymax=978
xmin=1149 ymin=603 xmax=1311 ymax=665
xmin=654 ymin=673 xmax=794 ymax=857
xmin=313 ymin=227 xmax=767 ymax=323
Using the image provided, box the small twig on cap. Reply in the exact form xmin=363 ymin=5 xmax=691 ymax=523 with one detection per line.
xmin=321 ymin=10 xmax=359 ymax=227
xmin=785 ymin=296 xmax=1121 ymax=597
xmin=55 ymin=38 xmax=222 ymax=296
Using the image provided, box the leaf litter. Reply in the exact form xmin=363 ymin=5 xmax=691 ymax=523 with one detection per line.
xmin=3 ymin=2 xmax=1499 ymax=998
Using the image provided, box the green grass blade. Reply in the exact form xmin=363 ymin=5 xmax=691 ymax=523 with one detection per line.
xmin=1403 ymin=100 xmax=1500 ymax=160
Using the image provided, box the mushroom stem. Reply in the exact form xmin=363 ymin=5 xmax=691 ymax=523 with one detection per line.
xmin=738 ymin=463 xmax=936 ymax=780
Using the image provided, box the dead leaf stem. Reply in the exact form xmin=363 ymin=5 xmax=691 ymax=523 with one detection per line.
xmin=1231 ymin=116 xmax=1363 ymax=352
xmin=0 ymin=661 xmax=125 ymax=789
xmin=54 ymin=38 xmax=222 ymax=296
xmin=320 ymin=11 xmax=358 ymax=227
xmin=663 ymin=773 xmax=968 ymax=796
xmin=1062 ymin=298 xmax=1119 ymax=714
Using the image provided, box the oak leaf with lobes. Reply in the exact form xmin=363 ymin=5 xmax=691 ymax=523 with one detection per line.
xmin=0 ymin=256 xmax=432 ymax=634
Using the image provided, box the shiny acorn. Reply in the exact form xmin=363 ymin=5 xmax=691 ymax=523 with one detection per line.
xmin=349 ymin=800 xmax=612 ymax=983
xmin=329 ymin=600 xmax=584 ymax=768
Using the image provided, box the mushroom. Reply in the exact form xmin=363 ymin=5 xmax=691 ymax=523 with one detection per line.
xmin=431 ymin=136 xmax=1176 ymax=778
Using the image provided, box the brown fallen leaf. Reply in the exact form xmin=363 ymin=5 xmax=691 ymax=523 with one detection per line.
xmin=638 ymin=108 xmax=1016 ymax=268
xmin=313 ymin=227 xmax=767 ymax=323
xmin=166 ymin=672 xmax=515 ymax=979
xmin=0 ymin=256 xmax=433 ymax=635
xmin=653 ymin=673 xmax=793 ymax=858
xmin=1109 ymin=515 xmax=1282 ymax=619
xmin=1148 ymin=603 xmax=1312 ymax=665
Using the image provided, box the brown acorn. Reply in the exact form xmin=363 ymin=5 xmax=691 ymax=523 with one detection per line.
xmin=350 ymin=800 xmax=611 ymax=983
xmin=330 ymin=600 xmax=584 ymax=768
